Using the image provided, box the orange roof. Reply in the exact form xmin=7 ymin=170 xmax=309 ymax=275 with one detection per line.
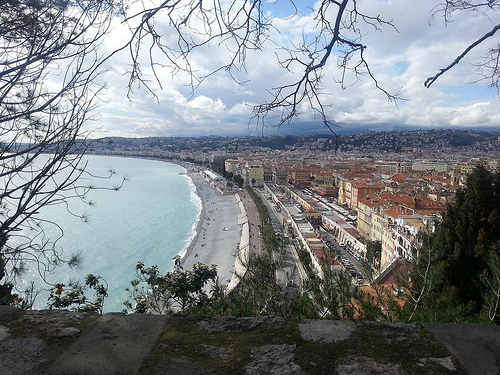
xmin=376 ymin=262 xmax=413 ymax=285
xmin=391 ymin=173 xmax=409 ymax=182
xmin=414 ymin=198 xmax=446 ymax=211
xmin=383 ymin=205 xmax=414 ymax=219
xmin=391 ymin=196 xmax=416 ymax=208
xmin=378 ymin=191 xmax=397 ymax=200
xmin=358 ymin=198 xmax=385 ymax=208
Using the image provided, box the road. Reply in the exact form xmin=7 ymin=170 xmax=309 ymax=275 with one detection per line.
xmin=320 ymin=229 xmax=373 ymax=284
xmin=255 ymin=188 xmax=306 ymax=292
xmin=238 ymin=189 xmax=263 ymax=258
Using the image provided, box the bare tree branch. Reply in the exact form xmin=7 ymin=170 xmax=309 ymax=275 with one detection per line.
xmin=0 ymin=0 xmax=126 ymax=286
xmin=249 ymin=0 xmax=400 ymax=131
xmin=425 ymin=23 xmax=500 ymax=88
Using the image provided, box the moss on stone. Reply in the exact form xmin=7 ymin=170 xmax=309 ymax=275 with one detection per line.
xmin=140 ymin=316 xmax=469 ymax=375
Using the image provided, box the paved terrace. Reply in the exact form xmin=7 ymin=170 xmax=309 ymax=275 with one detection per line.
xmin=1 ymin=306 xmax=499 ymax=375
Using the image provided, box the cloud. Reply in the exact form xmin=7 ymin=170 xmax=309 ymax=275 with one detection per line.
xmin=185 ymin=96 xmax=225 ymax=112
xmin=84 ymin=0 xmax=500 ymax=137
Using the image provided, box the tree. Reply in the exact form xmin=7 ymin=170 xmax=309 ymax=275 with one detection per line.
xmin=2 ymin=0 xmax=498 ymax=306
xmin=435 ymin=164 xmax=500 ymax=310
xmin=480 ymin=247 xmax=500 ymax=323
xmin=124 ymin=261 xmax=218 ymax=314
xmin=47 ymin=274 xmax=109 ymax=314
xmin=0 ymin=0 xmax=125 ymax=301
xmin=234 ymin=174 xmax=244 ymax=188
xmin=366 ymin=240 xmax=382 ymax=269
xmin=0 ymin=233 xmax=16 ymax=305
xmin=210 ymin=162 xmax=224 ymax=175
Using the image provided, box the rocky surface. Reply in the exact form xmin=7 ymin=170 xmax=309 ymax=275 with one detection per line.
xmin=0 ymin=306 xmax=499 ymax=374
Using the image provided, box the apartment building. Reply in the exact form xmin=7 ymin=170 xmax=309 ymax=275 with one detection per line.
xmin=263 ymin=164 xmax=273 ymax=182
xmin=224 ymin=158 xmax=241 ymax=175
xmin=311 ymin=168 xmax=333 ymax=184
xmin=412 ymin=161 xmax=449 ymax=172
xmin=339 ymin=179 xmax=384 ymax=209
xmin=272 ymin=167 xmax=289 ymax=185
xmin=314 ymin=184 xmax=337 ymax=197
xmin=243 ymin=160 xmax=264 ymax=185
xmin=356 ymin=198 xmax=385 ymax=240
xmin=288 ymin=168 xmax=311 ymax=185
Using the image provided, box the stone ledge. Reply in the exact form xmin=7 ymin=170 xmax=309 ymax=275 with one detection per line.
xmin=0 ymin=306 xmax=498 ymax=374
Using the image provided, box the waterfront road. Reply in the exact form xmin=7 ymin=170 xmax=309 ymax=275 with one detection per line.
xmin=256 ymin=188 xmax=305 ymax=292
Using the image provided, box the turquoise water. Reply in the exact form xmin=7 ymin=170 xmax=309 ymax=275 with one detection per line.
xmin=16 ymin=156 xmax=201 ymax=312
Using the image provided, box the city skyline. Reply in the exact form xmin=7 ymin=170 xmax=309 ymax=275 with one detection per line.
xmin=86 ymin=1 xmax=500 ymax=139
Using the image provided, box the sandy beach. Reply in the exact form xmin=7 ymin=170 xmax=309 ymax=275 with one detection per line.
xmin=180 ymin=168 xmax=249 ymax=289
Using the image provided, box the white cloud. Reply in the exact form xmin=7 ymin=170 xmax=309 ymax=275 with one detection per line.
xmin=84 ymin=0 xmax=500 ymax=137
xmin=186 ymin=96 xmax=225 ymax=112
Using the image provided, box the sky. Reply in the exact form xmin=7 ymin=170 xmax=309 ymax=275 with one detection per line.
xmin=86 ymin=0 xmax=500 ymax=138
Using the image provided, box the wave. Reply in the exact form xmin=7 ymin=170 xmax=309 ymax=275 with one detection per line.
xmin=178 ymin=171 xmax=203 ymax=261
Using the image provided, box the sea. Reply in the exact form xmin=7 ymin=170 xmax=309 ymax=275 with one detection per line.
xmin=16 ymin=155 xmax=202 ymax=312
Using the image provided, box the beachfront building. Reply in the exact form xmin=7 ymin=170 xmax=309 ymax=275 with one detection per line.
xmin=209 ymin=153 xmax=230 ymax=165
xmin=243 ymin=160 xmax=264 ymax=186
xmin=224 ymin=159 xmax=241 ymax=175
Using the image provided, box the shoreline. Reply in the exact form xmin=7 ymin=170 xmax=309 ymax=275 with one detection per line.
xmin=108 ymin=156 xmax=252 ymax=290
xmin=180 ymin=169 xmax=207 ymax=264
xmin=176 ymin=163 xmax=248 ymax=289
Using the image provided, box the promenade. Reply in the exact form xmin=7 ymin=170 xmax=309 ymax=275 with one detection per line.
xmin=180 ymin=168 xmax=262 ymax=291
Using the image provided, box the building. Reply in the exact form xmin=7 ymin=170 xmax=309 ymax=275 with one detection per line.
xmin=412 ymin=161 xmax=449 ymax=172
xmin=340 ymin=179 xmax=384 ymax=209
xmin=288 ymin=168 xmax=311 ymax=186
xmin=243 ymin=160 xmax=264 ymax=186
xmin=272 ymin=167 xmax=289 ymax=185
xmin=224 ymin=159 xmax=241 ymax=175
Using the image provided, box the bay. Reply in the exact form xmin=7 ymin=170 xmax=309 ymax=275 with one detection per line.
xmin=17 ymin=155 xmax=201 ymax=312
